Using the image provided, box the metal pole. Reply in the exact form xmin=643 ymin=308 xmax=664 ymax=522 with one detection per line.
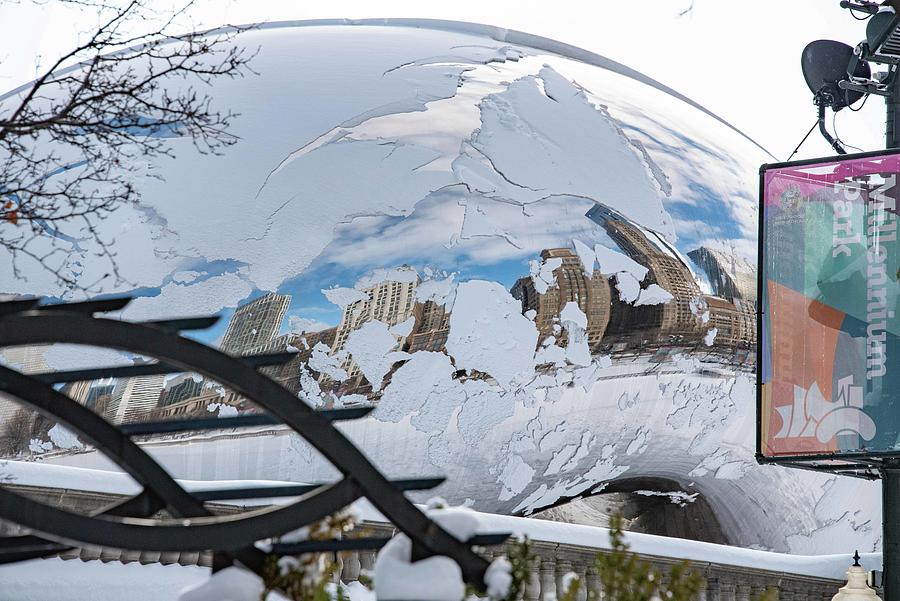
xmin=885 ymin=71 xmax=900 ymax=600
xmin=887 ymin=69 xmax=900 ymax=148
xmin=884 ymin=462 xmax=900 ymax=600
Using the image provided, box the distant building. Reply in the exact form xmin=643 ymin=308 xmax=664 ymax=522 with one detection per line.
xmin=688 ymin=247 xmax=757 ymax=304
xmin=221 ymin=293 xmax=291 ymax=355
xmin=107 ymin=371 xmax=167 ymax=424
xmin=159 ymin=374 xmax=204 ymax=407
xmin=407 ymin=301 xmax=450 ymax=353
xmin=511 ymin=248 xmax=611 ymax=351
xmin=587 ymin=205 xmax=703 ymax=347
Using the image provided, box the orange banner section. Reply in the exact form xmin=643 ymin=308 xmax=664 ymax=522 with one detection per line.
xmin=764 ymin=281 xmax=844 ymax=456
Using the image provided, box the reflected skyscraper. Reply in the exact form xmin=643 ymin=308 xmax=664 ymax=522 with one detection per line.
xmin=688 ymin=247 xmax=757 ymax=304
xmin=688 ymin=246 xmax=757 ymax=349
xmin=586 ymin=205 xmax=703 ymax=347
xmin=257 ymin=327 xmax=337 ymax=394
xmin=85 ymin=383 xmax=115 ymax=412
xmin=159 ymin=374 xmax=204 ymax=407
xmin=407 ymin=301 xmax=450 ymax=353
xmin=107 ymin=370 xmax=167 ymax=424
xmin=703 ymin=296 xmax=756 ymax=349
xmin=0 ymin=346 xmax=50 ymax=424
xmin=329 ymin=267 xmax=419 ymax=386
xmin=221 ymin=293 xmax=291 ymax=355
xmin=61 ymin=380 xmax=93 ymax=405
xmin=511 ymin=248 xmax=611 ymax=351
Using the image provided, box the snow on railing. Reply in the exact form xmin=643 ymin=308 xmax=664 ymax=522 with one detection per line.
xmin=341 ymin=504 xmax=871 ymax=600
xmin=0 ymin=459 xmax=873 ymax=599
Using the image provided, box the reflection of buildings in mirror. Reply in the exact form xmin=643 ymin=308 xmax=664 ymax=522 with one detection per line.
xmin=0 ymin=233 xmax=760 ymax=429
xmin=221 ymin=293 xmax=291 ymax=355
xmin=512 ymin=248 xmax=610 ymax=352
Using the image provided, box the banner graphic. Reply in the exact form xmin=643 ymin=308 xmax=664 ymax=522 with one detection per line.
xmin=761 ymin=152 xmax=900 ymax=457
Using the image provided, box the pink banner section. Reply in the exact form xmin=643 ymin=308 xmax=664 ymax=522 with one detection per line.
xmin=764 ymin=154 xmax=900 ymax=207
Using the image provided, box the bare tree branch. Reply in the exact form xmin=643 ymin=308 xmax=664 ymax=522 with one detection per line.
xmin=0 ymin=0 xmax=257 ymax=292
xmin=677 ymin=1 xmax=696 ymax=17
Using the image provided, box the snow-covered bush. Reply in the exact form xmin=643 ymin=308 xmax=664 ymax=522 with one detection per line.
xmin=593 ymin=514 xmax=703 ymax=601
xmin=373 ymin=499 xmax=484 ymax=601
xmin=184 ymin=508 xmax=750 ymax=601
xmin=260 ymin=511 xmax=358 ymax=601
xmin=487 ymin=537 xmax=533 ymax=601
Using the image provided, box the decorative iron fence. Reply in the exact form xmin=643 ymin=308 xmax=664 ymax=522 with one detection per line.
xmin=0 ymin=297 xmax=505 ymax=587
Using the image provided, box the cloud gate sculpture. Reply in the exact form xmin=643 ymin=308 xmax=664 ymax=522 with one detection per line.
xmin=0 ymin=19 xmax=882 ymax=555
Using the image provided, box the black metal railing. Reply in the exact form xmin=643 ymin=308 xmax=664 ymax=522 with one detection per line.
xmin=0 ymin=297 xmax=505 ymax=587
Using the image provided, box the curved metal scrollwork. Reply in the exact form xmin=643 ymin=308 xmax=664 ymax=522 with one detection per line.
xmin=0 ymin=298 xmax=498 ymax=586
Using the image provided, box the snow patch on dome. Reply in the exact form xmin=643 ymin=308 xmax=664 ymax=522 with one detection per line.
xmin=446 ymin=280 xmax=538 ymax=389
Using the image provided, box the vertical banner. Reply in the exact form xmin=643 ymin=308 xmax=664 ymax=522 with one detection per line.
xmin=760 ymin=151 xmax=900 ymax=458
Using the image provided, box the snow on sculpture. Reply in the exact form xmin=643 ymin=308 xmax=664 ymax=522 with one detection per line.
xmin=47 ymin=424 xmax=83 ymax=450
xmin=344 ymin=321 xmax=409 ymax=392
xmin=529 ymin=257 xmax=563 ymax=294
xmin=374 ymin=502 xmax=477 ymax=601
xmin=594 ymin=244 xmax=649 ymax=282
xmin=322 ymin=287 xmax=369 ymax=308
xmin=374 ymin=351 xmax=462 ymax=427
xmin=446 ymin=280 xmax=538 ymax=390
xmin=635 ymin=284 xmax=674 ymax=306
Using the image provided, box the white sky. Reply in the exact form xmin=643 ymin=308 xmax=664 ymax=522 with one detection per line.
xmin=0 ymin=0 xmax=889 ymax=161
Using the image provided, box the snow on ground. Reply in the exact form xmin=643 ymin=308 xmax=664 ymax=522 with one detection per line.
xmin=177 ymin=566 xmax=284 ymax=601
xmin=0 ymin=558 xmax=208 ymax=601
xmin=485 ymin=556 xmax=513 ymax=599
xmin=449 ymin=510 xmax=882 ymax=581
xmin=374 ymin=533 xmax=464 ymax=601
xmin=0 ymin=558 xmax=376 ymax=601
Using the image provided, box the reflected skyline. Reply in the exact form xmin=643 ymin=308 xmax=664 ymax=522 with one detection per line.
xmin=0 ymin=200 xmax=758 ymax=439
